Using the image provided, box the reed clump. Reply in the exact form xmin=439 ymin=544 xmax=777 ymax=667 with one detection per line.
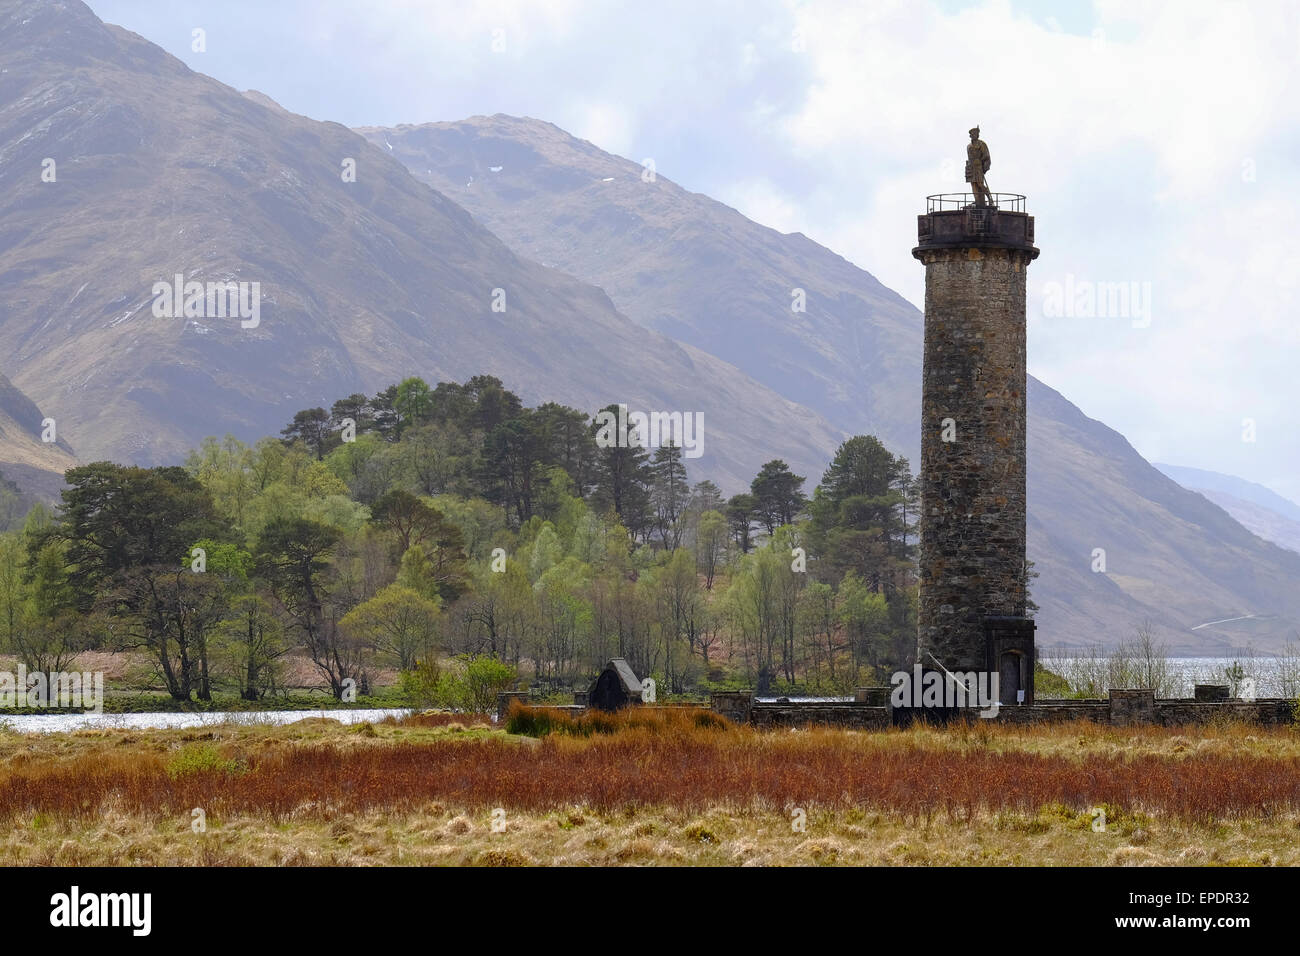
xmin=505 ymin=703 xmax=730 ymax=738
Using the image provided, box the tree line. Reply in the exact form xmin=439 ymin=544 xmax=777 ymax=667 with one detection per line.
xmin=0 ymin=374 xmax=923 ymax=701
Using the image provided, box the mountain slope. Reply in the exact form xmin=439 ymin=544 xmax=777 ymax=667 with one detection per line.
xmin=0 ymin=370 xmax=77 ymax=502
xmin=363 ymin=115 xmax=1300 ymax=653
xmin=1156 ymin=464 xmax=1300 ymax=555
xmin=1155 ymin=463 xmax=1300 ymax=524
xmin=357 ymin=114 xmax=921 ymax=455
xmin=0 ymin=0 xmax=841 ymax=493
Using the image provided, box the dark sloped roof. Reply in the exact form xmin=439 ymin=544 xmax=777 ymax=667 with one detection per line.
xmin=608 ymin=658 xmax=641 ymax=695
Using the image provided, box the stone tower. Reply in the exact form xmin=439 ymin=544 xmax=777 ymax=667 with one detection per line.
xmin=912 ymin=192 xmax=1038 ymax=705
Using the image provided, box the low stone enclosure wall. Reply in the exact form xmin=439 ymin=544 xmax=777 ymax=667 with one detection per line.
xmin=710 ymin=689 xmax=1296 ymax=729
xmin=497 ymin=689 xmax=1296 ymax=728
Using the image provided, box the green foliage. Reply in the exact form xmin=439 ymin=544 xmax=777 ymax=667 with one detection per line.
xmin=51 ymin=463 xmax=229 ymax=607
xmin=1033 ymin=663 xmax=1073 ymax=698
xmin=302 ymin=494 xmax=371 ymax=534
xmin=694 ymin=509 xmax=727 ymax=589
xmin=165 ymin=744 xmax=249 ymax=779
xmin=528 ymin=523 xmax=563 ymax=582
xmin=1222 ymin=660 xmax=1248 ymax=697
xmin=403 ymin=654 xmax=517 ymax=713
xmin=461 ymin=654 xmax=520 ymax=712
xmin=341 ymin=584 xmax=440 ymax=670
xmin=40 ymin=371 xmax=930 ymax=705
xmin=394 ymin=376 xmax=434 ymax=430
xmin=400 ymin=659 xmax=444 ymax=710
xmin=371 ymin=490 xmax=469 ymax=600
xmin=431 ymin=495 xmax=508 ymax=562
xmin=190 ymin=539 xmax=253 ymax=580
xmin=807 ymin=436 xmax=911 ymax=584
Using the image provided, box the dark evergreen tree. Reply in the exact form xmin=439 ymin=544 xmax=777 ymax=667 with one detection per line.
xmin=369 ymin=384 xmax=402 ymax=441
xmin=650 ymin=442 xmax=690 ymax=550
xmin=533 ymin=402 xmax=598 ymax=497
xmin=480 ymin=414 xmax=543 ymax=525
xmin=464 ymin=375 xmax=523 ymax=434
xmin=43 ymin=463 xmax=231 ymax=699
xmin=590 ymin=404 xmax=652 ymax=538
xmin=750 ymin=459 xmax=807 ymax=535
xmin=808 ymin=435 xmax=912 ymax=592
xmin=330 ymin=393 xmax=373 ymax=436
xmin=725 ymin=493 xmax=757 ymax=554
xmin=281 ymin=407 xmax=332 ymax=459
xmin=688 ymin=480 xmax=725 ymax=516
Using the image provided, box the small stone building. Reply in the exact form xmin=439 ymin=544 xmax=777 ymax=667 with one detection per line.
xmin=588 ymin=658 xmax=643 ymax=711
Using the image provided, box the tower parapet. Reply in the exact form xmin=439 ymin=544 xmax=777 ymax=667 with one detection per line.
xmin=914 ymin=193 xmax=1037 ymax=257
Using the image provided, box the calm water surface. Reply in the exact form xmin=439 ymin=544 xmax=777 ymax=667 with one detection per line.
xmin=0 ymin=708 xmax=412 ymax=734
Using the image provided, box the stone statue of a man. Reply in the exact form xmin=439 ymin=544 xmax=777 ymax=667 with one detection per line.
xmin=965 ymin=127 xmax=992 ymax=207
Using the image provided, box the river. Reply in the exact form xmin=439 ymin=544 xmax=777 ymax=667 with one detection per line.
xmin=0 ymin=707 xmax=412 ymax=734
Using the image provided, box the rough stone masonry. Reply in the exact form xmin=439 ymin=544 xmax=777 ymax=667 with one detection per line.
xmin=913 ymin=193 xmax=1039 ymax=699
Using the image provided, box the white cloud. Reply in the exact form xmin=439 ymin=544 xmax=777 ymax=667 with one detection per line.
xmin=573 ymin=101 xmax=635 ymax=157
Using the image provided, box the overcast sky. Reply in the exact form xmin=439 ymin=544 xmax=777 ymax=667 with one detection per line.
xmin=88 ymin=0 xmax=1300 ymax=503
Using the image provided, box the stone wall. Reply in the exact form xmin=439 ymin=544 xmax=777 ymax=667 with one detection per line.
xmin=709 ymin=690 xmax=1295 ymax=729
xmin=1153 ymin=699 xmax=1294 ymax=726
xmin=504 ymin=690 xmax=1295 ymax=729
xmin=710 ymin=692 xmax=753 ymax=725
xmin=1108 ymin=688 xmax=1154 ymax=725
xmin=495 ymin=691 xmax=530 ymax=722
xmin=749 ymin=701 xmax=891 ymax=730
xmin=991 ymin=700 xmax=1110 ymax=724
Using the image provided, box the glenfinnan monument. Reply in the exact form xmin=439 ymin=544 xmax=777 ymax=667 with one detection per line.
xmin=912 ymin=129 xmax=1038 ymax=706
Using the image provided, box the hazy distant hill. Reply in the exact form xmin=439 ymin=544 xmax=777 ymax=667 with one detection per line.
xmin=1156 ymin=464 xmax=1300 ymax=555
xmin=0 ymin=0 xmax=841 ymax=493
xmin=357 ymin=115 xmax=920 ymax=455
xmin=0 ymin=370 xmax=76 ymax=503
xmin=362 ymin=115 xmax=1300 ymax=653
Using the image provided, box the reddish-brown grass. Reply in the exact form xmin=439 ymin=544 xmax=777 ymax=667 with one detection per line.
xmin=3 ymin=713 xmax=1299 ymax=824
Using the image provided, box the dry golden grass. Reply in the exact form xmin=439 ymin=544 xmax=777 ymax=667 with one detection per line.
xmin=4 ymin=804 xmax=1297 ymax=867
xmin=1 ymin=709 xmax=1297 ymax=865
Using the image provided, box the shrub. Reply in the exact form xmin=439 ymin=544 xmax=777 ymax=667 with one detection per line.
xmin=506 ymin=703 xmax=732 ymax=738
xmin=403 ymin=655 xmax=517 ymax=713
xmin=506 ymin=702 xmax=567 ymax=737
xmin=1033 ymin=664 xmax=1072 ymax=699
xmin=165 ymin=744 xmax=248 ymax=780
xmin=400 ymin=660 xmax=447 ymax=709
xmin=463 ymin=655 xmax=518 ymax=713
